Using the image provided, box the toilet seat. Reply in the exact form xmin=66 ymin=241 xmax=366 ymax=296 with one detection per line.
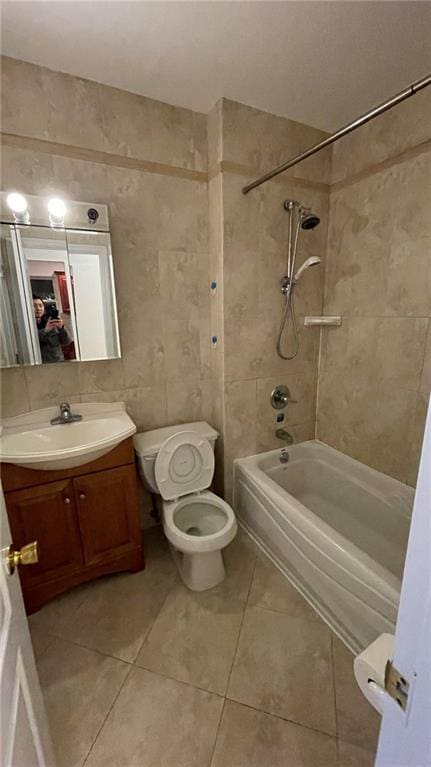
xmin=162 ymin=491 xmax=237 ymax=553
xmin=155 ymin=431 xmax=215 ymax=501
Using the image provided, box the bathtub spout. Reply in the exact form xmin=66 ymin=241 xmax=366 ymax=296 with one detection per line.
xmin=275 ymin=428 xmax=293 ymax=445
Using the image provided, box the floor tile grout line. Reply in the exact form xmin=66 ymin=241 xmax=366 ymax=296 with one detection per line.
xmin=331 ymin=632 xmax=340 ymax=740
xmin=130 ymin=572 xmax=180 ymax=663
xmin=331 ymin=633 xmax=341 ymax=765
xmin=32 ymin=636 xmax=56 ymax=664
xmin=224 ymin=695 xmax=338 ymax=741
xmin=223 ymin=548 xmax=259 ymax=697
xmin=131 ymin=660 xmax=226 ymax=700
xmin=246 ymin=599 xmax=326 ymax=623
xmin=81 ymin=663 xmax=134 ymax=767
xmin=40 ymin=633 xmax=134 ymax=666
xmin=208 ymin=697 xmax=227 ymax=767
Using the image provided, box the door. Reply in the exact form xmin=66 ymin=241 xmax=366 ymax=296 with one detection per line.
xmin=75 ymin=465 xmax=140 ymax=566
xmin=0 ymin=484 xmax=55 ymax=766
xmin=375 ymin=397 xmax=431 ymax=766
xmin=6 ymin=479 xmax=84 ymax=590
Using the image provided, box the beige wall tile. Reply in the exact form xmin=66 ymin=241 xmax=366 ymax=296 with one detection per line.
xmin=166 ymin=378 xmax=215 ymax=425
xmin=2 ymin=56 xmax=208 ymax=171
xmin=319 ymin=140 xmax=430 ymax=485
xmin=221 ymin=99 xmax=332 ymax=184
xmin=84 ymin=386 xmax=168 ymax=432
xmin=1 ymin=367 xmax=30 ymax=417
xmin=24 ymin=362 xmax=80 ymax=410
xmin=331 ymin=88 xmax=431 ymax=183
xmin=317 ymin=369 xmax=416 ymax=482
xmin=319 ymin=317 xmax=428 ymax=391
xmin=256 ymin=372 xmax=317 ymax=452
xmin=78 ymin=359 xmax=125 ymax=394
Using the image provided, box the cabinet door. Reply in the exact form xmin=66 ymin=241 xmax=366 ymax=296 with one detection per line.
xmin=5 ymin=479 xmax=84 ymax=587
xmin=74 ymin=465 xmax=141 ymax=566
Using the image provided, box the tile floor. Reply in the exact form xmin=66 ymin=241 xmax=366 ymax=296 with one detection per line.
xmin=29 ymin=527 xmax=380 ymax=767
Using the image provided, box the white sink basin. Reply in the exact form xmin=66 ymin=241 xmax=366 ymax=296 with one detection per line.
xmin=0 ymin=402 xmax=136 ymax=470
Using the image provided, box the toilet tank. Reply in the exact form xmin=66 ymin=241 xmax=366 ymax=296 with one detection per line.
xmin=133 ymin=421 xmax=219 ymax=494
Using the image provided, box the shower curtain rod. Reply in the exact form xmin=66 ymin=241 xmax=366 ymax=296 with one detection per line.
xmin=242 ymin=74 xmax=431 ymax=194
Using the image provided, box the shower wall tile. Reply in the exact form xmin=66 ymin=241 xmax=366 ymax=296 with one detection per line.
xmin=316 ymin=369 xmax=416 ymax=483
xmin=215 ymin=101 xmax=331 ymax=494
xmin=2 ymin=56 xmax=207 ymax=171
xmin=221 ymin=99 xmax=332 ymax=184
xmin=319 ymin=101 xmax=431 ymax=485
xmin=223 ymin=379 xmax=257 ymax=501
xmin=256 ymin=374 xmax=317 ymax=453
xmin=319 ymin=317 xmax=428 ymax=391
xmin=331 ymin=88 xmax=431 ymax=184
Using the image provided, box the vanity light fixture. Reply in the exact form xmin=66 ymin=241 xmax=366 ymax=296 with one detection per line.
xmin=7 ymin=192 xmax=30 ymax=223
xmin=48 ymin=197 xmax=66 ymax=227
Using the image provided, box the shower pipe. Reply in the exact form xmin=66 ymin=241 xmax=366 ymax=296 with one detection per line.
xmin=242 ymin=74 xmax=431 ymax=195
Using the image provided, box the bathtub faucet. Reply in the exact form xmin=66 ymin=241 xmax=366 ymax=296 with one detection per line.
xmin=279 ymin=449 xmax=290 ymax=464
xmin=276 ymin=428 xmax=293 ymax=445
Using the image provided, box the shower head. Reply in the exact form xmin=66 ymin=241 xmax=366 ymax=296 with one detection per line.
xmin=293 ymin=256 xmax=321 ymax=282
xmin=300 ymin=211 xmax=320 ymax=230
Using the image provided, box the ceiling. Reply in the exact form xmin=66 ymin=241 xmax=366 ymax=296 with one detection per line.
xmin=2 ymin=1 xmax=430 ymax=131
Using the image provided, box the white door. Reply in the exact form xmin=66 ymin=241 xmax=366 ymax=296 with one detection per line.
xmin=0 ymin=485 xmax=55 ymax=767
xmin=375 ymin=397 xmax=431 ymax=766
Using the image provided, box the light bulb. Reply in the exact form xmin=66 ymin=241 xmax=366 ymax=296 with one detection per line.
xmin=7 ymin=192 xmax=28 ymax=214
xmin=48 ymin=197 xmax=66 ymax=219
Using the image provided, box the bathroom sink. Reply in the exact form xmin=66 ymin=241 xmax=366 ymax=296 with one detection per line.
xmin=0 ymin=402 xmax=136 ymax=470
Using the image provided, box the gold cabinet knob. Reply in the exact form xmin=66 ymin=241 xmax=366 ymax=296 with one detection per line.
xmin=7 ymin=541 xmax=39 ymax=575
xmin=79 ymin=493 xmax=86 ymax=500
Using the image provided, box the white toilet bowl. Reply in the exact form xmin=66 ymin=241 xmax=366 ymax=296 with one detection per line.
xmin=163 ymin=490 xmax=237 ymax=590
xmin=133 ymin=422 xmax=237 ymax=591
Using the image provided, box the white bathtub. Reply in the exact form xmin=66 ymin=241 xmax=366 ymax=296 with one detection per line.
xmin=234 ymin=440 xmax=413 ymax=653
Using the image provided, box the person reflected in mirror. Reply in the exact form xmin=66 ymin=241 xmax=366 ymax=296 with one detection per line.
xmin=32 ymin=294 xmax=72 ymax=363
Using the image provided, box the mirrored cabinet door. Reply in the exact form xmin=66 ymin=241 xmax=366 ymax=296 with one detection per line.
xmin=65 ymin=230 xmax=120 ymax=361
xmin=0 ymin=192 xmax=121 ymax=368
xmin=18 ymin=225 xmax=77 ymax=364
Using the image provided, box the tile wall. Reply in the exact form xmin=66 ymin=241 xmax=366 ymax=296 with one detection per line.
xmin=208 ymin=99 xmax=332 ymax=498
xmin=2 ymin=55 xmax=429 ymax=506
xmin=317 ymin=90 xmax=431 ymax=486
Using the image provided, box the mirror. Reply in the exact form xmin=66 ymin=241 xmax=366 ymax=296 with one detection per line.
xmin=0 ymin=193 xmax=121 ymax=367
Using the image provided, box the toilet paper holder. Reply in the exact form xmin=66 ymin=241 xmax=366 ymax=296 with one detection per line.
xmin=384 ymin=660 xmax=409 ymax=712
xmin=354 ymin=633 xmax=410 ymax=715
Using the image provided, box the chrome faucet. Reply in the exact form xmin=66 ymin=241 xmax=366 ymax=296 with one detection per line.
xmin=50 ymin=402 xmax=82 ymax=425
xmin=275 ymin=428 xmax=293 ymax=444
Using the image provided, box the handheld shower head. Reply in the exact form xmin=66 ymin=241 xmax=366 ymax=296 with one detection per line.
xmin=293 ymin=256 xmax=321 ymax=282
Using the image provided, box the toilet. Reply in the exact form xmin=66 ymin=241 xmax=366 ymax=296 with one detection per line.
xmin=133 ymin=422 xmax=237 ymax=591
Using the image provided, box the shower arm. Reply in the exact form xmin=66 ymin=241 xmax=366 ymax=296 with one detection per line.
xmin=242 ymin=74 xmax=431 ymax=195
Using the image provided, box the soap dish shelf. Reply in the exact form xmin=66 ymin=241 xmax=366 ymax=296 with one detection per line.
xmin=304 ymin=316 xmax=342 ymax=327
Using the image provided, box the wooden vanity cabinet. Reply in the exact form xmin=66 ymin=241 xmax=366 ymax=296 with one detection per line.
xmin=2 ymin=437 xmax=144 ymax=614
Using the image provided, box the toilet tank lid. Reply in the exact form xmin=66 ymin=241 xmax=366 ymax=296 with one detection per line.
xmin=134 ymin=421 xmax=218 ymax=458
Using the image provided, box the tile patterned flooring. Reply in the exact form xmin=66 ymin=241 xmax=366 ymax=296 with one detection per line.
xmin=29 ymin=527 xmax=380 ymax=767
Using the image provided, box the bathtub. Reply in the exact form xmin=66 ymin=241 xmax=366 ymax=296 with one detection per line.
xmin=234 ymin=440 xmax=413 ymax=653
